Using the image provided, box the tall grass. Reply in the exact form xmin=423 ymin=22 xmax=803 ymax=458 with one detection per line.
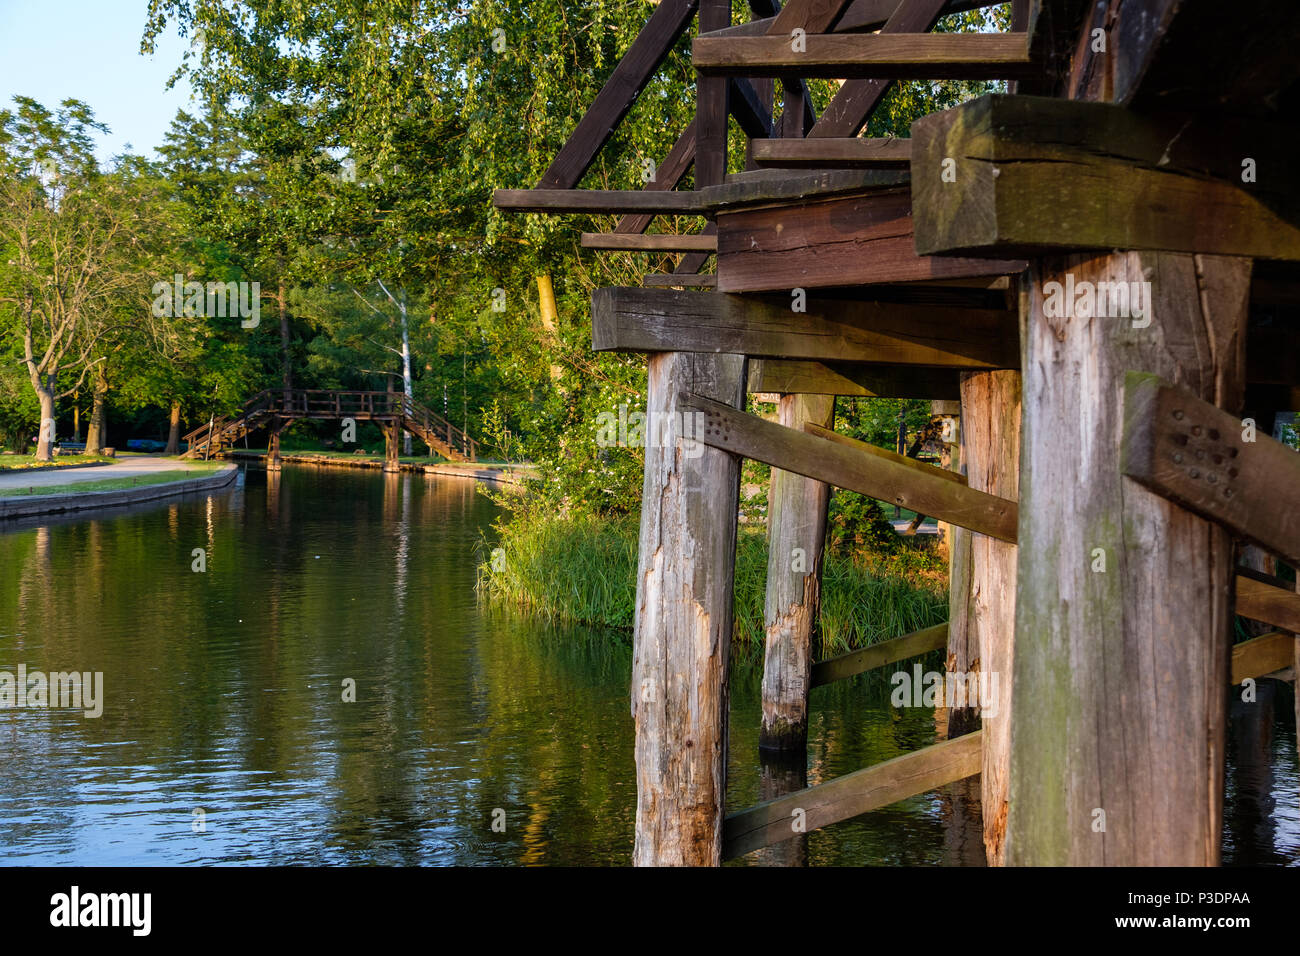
xmin=479 ymin=512 xmax=947 ymax=655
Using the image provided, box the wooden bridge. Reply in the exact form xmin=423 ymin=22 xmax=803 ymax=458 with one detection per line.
xmin=182 ymin=389 xmax=479 ymax=468
xmin=494 ymin=0 xmax=1300 ymax=866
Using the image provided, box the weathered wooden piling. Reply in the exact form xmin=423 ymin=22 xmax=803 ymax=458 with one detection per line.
xmin=760 ymin=393 xmax=834 ymax=752
xmin=957 ymin=366 xmax=1020 ymax=864
xmin=630 ymin=350 xmax=746 ymax=867
xmin=1008 ymin=252 xmax=1251 ymax=866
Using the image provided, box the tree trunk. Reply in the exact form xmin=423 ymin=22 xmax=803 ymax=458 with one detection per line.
xmin=631 ymin=350 xmax=746 ymax=866
xmin=1008 ymin=251 xmax=1250 ymax=866
xmin=34 ymin=387 xmax=56 ymax=461
xmin=958 ymin=367 xmax=1021 ymax=865
xmin=279 ymin=280 xmax=292 ymax=392
xmin=760 ymin=393 xmax=834 ymax=752
xmin=85 ymin=373 xmax=108 ymax=455
xmin=165 ymin=401 xmax=182 ymax=455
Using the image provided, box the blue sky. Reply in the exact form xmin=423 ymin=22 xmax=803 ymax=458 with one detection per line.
xmin=0 ymin=0 xmax=195 ymax=162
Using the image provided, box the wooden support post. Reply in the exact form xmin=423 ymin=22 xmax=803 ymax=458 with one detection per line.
xmin=760 ymin=393 xmax=834 ymax=752
xmin=267 ymin=419 xmax=282 ymax=473
xmin=1008 ymin=251 xmax=1252 ymax=866
xmin=632 ymin=351 xmax=746 ymax=866
xmin=383 ymin=422 xmax=401 ymax=473
xmin=956 ymin=367 xmax=1021 ymax=865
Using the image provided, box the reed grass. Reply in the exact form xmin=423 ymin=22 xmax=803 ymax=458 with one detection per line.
xmin=479 ymin=513 xmax=948 ymax=654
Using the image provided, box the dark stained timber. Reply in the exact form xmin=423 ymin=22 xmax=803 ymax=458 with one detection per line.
xmin=591 ymin=286 xmax=1018 ymax=367
xmin=538 ymin=0 xmax=700 ymax=190
xmin=716 ymin=188 xmax=1027 ymax=292
xmin=493 ymin=189 xmax=705 ymax=215
xmin=693 ymin=33 xmax=1036 ymax=80
xmin=751 ymin=137 xmax=912 ymax=168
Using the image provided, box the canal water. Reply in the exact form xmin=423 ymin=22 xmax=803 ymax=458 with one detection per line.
xmin=1 ymin=465 xmax=1296 ymax=865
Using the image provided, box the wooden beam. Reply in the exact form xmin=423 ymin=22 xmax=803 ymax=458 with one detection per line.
xmin=716 ymin=187 xmax=1027 ymax=292
xmin=1231 ymin=632 xmax=1297 ymax=685
xmin=1122 ymin=372 xmax=1300 ymax=566
xmin=804 ymin=422 xmax=968 ymax=485
xmin=751 ymin=137 xmax=911 ymax=168
xmin=643 ymin=272 xmax=717 ymax=288
xmin=810 ymin=0 xmax=952 ymax=138
xmin=494 ymin=189 xmax=704 ymax=215
xmin=911 ymin=94 xmax=1300 ymax=261
xmin=695 ymin=0 xmax=730 ymax=190
xmin=810 ymin=622 xmax=949 ymax=687
xmin=1236 ymin=575 xmax=1300 ymax=634
xmin=591 ymin=286 xmax=1019 ymax=368
xmin=708 ymin=1 xmax=998 ymax=36
xmin=693 ymin=33 xmax=1036 ymax=80
xmin=581 ymin=233 xmax=717 ymax=252
xmin=537 ymin=0 xmax=700 ymax=189
xmin=678 ymin=391 xmax=1019 ymax=541
xmin=722 ymin=731 xmax=982 ymax=859
xmin=747 ymin=359 xmax=960 ymax=398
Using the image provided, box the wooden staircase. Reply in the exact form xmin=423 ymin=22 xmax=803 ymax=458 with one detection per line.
xmin=182 ymin=390 xmax=479 ymax=462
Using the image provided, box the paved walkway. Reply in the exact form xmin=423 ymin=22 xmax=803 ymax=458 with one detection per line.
xmin=0 ymin=456 xmax=196 ymax=491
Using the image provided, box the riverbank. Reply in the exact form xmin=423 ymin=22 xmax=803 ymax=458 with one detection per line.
xmin=0 ymin=453 xmax=115 ymax=472
xmin=0 ymin=461 xmax=236 ymax=519
xmin=219 ymin=449 xmax=533 ymax=486
xmin=478 ymin=511 xmax=948 ymax=655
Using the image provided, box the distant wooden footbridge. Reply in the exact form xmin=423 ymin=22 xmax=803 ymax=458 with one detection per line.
xmin=183 ymin=389 xmax=479 ymax=468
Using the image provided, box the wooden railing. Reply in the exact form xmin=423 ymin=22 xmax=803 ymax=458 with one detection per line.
xmin=182 ymin=389 xmax=481 ymax=462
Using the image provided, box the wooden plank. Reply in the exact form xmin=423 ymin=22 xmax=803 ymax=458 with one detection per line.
xmin=537 ymin=0 xmax=700 ymax=189
xmin=707 ymin=1 xmax=997 ymax=36
xmin=722 ymin=731 xmax=982 ymax=859
xmin=695 ymin=0 xmax=731 ymax=190
xmin=910 ymin=94 xmax=1300 ymax=262
xmin=643 ymin=273 xmax=717 ymax=288
xmin=493 ymin=189 xmax=704 ymax=215
xmin=693 ymin=33 xmax=1036 ymax=80
xmin=1009 ymin=251 xmax=1250 ymax=867
xmin=751 ymin=137 xmax=911 ymax=168
xmin=747 ymin=359 xmax=959 ymax=398
xmin=1231 ymin=632 xmax=1297 ymax=685
xmin=1236 ymin=575 xmax=1300 ymax=634
xmin=761 ymin=394 xmax=835 ymax=751
xmin=810 ymin=622 xmax=949 ymax=687
xmin=678 ymin=391 xmax=1019 ymax=541
xmin=704 ymin=168 xmax=909 ymax=211
xmin=716 ymin=188 xmax=1027 ymax=292
xmin=581 ymin=233 xmax=717 ymax=252
xmin=632 ymin=351 xmax=747 ymax=866
xmin=803 ymin=423 xmax=968 ymax=485
xmin=1122 ymin=372 xmax=1300 ymax=566
xmin=810 ymin=0 xmax=952 ymax=138
xmin=591 ymin=286 xmax=1019 ymax=368
xmin=835 ymin=0 xmax=999 ymax=32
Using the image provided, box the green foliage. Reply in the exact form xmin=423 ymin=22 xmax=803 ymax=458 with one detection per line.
xmin=481 ymin=512 xmax=947 ymax=655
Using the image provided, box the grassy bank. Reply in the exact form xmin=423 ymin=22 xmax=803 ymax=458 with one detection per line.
xmin=478 ymin=511 xmax=947 ymax=656
xmin=2 ymin=461 xmax=225 ymax=496
xmin=0 ymin=453 xmax=115 ymax=472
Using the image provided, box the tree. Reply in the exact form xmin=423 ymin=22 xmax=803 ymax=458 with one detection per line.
xmin=0 ymin=98 xmax=175 ymax=459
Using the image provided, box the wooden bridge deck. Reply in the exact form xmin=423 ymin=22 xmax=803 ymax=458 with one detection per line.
xmin=183 ymin=389 xmax=479 ymax=463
